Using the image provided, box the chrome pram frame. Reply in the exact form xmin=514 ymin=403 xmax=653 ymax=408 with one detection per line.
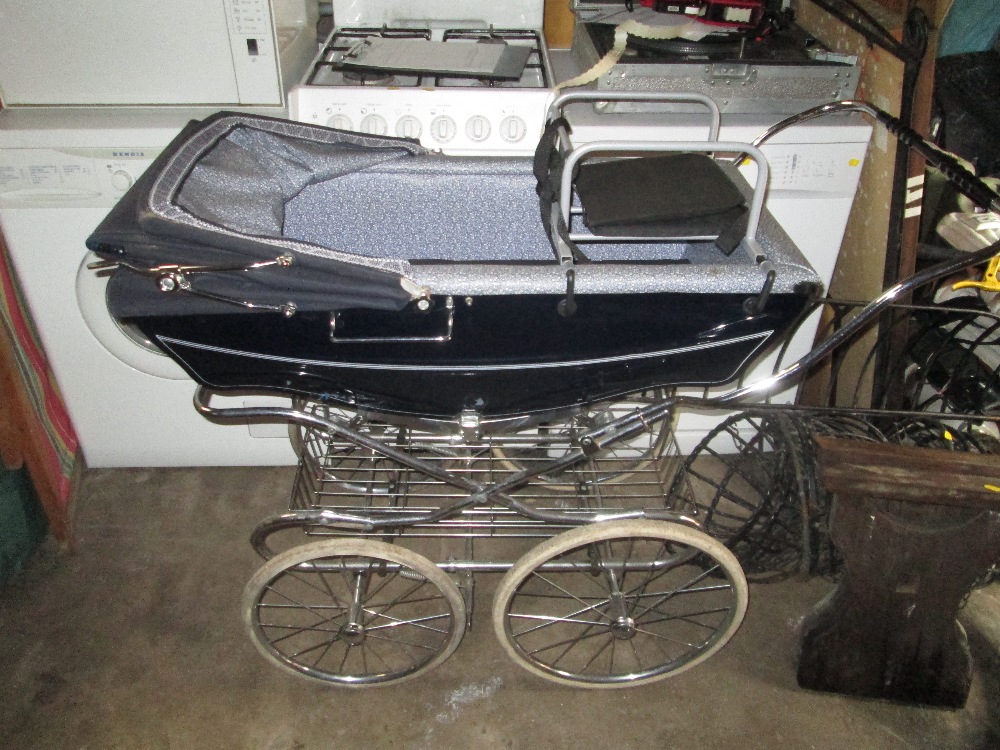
xmin=112 ymin=94 xmax=1000 ymax=689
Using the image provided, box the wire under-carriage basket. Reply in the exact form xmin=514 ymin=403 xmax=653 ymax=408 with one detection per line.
xmin=285 ymin=397 xmax=683 ymax=544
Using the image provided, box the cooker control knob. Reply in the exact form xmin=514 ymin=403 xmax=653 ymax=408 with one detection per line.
xmin=465 ymin=115 xmax=491 ymax=142
xmin=395 ymin=115 xmax=422 ymax=139
xmin=360 ymin=114 xmax=388 ymax=136
xmin=326 ymin=114 xmax=354 ymax=131
xmin=110 ymin=169 xmax=134 ymax=192
xmin=430 ymin=115 xmax=457 ymax=144
xmin=499 ymin=116 xmax=527 ymax=143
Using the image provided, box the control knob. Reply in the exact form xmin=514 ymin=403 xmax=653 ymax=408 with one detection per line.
xmin=395 ymin=115 xmax=422 ymax=139
xmin=326 ymin=114 xmax=354 ymax=131
xmin=430 ymin=115 xmax=457 ymax=144
xmin=110 ymin=170 xmax=134 ymax=192
xmin=360 ymin=114 xmax=389 ymax=136
xmin=499 ymin=116 xmax=527 ymax=143
xmin=465 ymin=115 xmax=491 ymax=142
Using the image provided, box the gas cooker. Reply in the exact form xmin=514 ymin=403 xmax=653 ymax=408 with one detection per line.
xmin=289 ymin=1 xmax=554 ymax=155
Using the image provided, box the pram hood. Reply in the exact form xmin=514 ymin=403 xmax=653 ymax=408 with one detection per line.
xmin=87 ymin=112 xmax=432 ymax=317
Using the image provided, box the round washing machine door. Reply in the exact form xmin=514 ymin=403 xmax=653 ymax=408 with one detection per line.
xmin=76 ymin=251 xmax=187 ymax=380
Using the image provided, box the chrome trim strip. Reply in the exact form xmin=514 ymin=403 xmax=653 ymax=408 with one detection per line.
xmin=157 ymin=329 xmax=771 ymax=374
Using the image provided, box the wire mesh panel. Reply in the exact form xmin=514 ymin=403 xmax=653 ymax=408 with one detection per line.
xmin=285 ymin=395 xmax=683 ymax=545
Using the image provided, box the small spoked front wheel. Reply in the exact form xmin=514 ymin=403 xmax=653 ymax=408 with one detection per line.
xmin=243 ymin=540 xmax=466 ymax=686
xmin=492 ymin=520 xmax=748 ymax=688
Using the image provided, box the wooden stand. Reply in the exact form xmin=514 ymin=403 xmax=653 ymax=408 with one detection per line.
xmin=798 ymin=436 xmax=1000 ymax=707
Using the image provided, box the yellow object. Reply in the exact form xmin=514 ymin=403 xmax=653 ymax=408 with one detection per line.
xmin=985 ymin=484 xmax=1000 ymax=493
xmin=543 ymin=0 xmax=575 ymax=49
xmin=952 ymin=255 xmax=1000 ymax=293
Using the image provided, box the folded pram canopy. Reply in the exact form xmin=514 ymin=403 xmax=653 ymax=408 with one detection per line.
xmin=89 ymin=114 xmax=432 ymax=317
xmin=86 ymin=112 xmax=822 ymax=418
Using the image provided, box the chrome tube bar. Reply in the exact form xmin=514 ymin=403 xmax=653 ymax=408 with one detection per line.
xmin=288 ymin=555 xmax=698 ymax=575
xmin=196 ymin=389 xmax=697 ymax=530
xmin=580 ymin=236 xmax=1000 ymax=449
xmin=547 ymin=91 xmax=722 ymax=142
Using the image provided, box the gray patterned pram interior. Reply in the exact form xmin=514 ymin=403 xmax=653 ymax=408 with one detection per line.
xmin=106 ymin=113 xmax=821 ymax=307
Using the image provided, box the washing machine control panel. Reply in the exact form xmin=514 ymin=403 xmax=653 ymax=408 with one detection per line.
xmin=0 ymin=147 xmax=159 ymax=208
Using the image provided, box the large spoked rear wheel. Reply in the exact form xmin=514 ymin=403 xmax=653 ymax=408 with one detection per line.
xmin=492 ymin=520 xmax=747 ymax=688
xmin=244 ymin=539 xmax=466 ymax=686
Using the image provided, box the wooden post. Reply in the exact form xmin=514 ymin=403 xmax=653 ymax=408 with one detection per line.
xmin=798 ymin=436 xmax=1000 ymax=707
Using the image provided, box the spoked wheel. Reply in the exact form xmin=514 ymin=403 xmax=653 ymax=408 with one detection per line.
xmin=244 ymin=539 xmax=466 ymax=686
xmin=492 ymin=520 xmax=747 ymax=688
xmin=493 ymin=391 xmax=673 ymax=489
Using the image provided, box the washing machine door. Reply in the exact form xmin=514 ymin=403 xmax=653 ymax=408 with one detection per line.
xmin=76 ymin=251 xmax=187 ymax=380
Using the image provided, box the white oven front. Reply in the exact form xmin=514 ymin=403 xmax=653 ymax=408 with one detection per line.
xmin=289 ymin=0 xmax=555 ymax=155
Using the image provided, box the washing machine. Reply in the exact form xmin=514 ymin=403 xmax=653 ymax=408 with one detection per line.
xmin=0 ymin=107 xmax=297 ymax=467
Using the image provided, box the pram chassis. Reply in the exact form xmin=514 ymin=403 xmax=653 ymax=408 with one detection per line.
xmin=191 ymin=225 xmax=999 ymax=687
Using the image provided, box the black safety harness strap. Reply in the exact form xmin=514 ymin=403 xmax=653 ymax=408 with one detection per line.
xmin=533 ymin=117 xmax=589 ymax=265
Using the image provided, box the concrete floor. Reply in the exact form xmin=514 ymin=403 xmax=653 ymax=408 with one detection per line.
xmin=2 ymin=464 xmax=999 ymax=750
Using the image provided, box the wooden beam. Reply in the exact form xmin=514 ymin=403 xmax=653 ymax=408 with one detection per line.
xmin=814 ymin=435 xmax=1000 ymax=508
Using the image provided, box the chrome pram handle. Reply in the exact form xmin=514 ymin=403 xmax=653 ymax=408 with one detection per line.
xmin=545 ymin=91 xmax=723 ymax=140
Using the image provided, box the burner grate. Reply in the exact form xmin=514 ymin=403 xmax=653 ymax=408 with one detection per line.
xmin=307 ymin=27 xmax=434 ymax=87
xmin=436 ymin=28 xmax=548 ymax=88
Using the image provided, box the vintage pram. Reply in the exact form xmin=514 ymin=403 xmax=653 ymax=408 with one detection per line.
xmin=86 ymin=94 xmax=1000 ymax=688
